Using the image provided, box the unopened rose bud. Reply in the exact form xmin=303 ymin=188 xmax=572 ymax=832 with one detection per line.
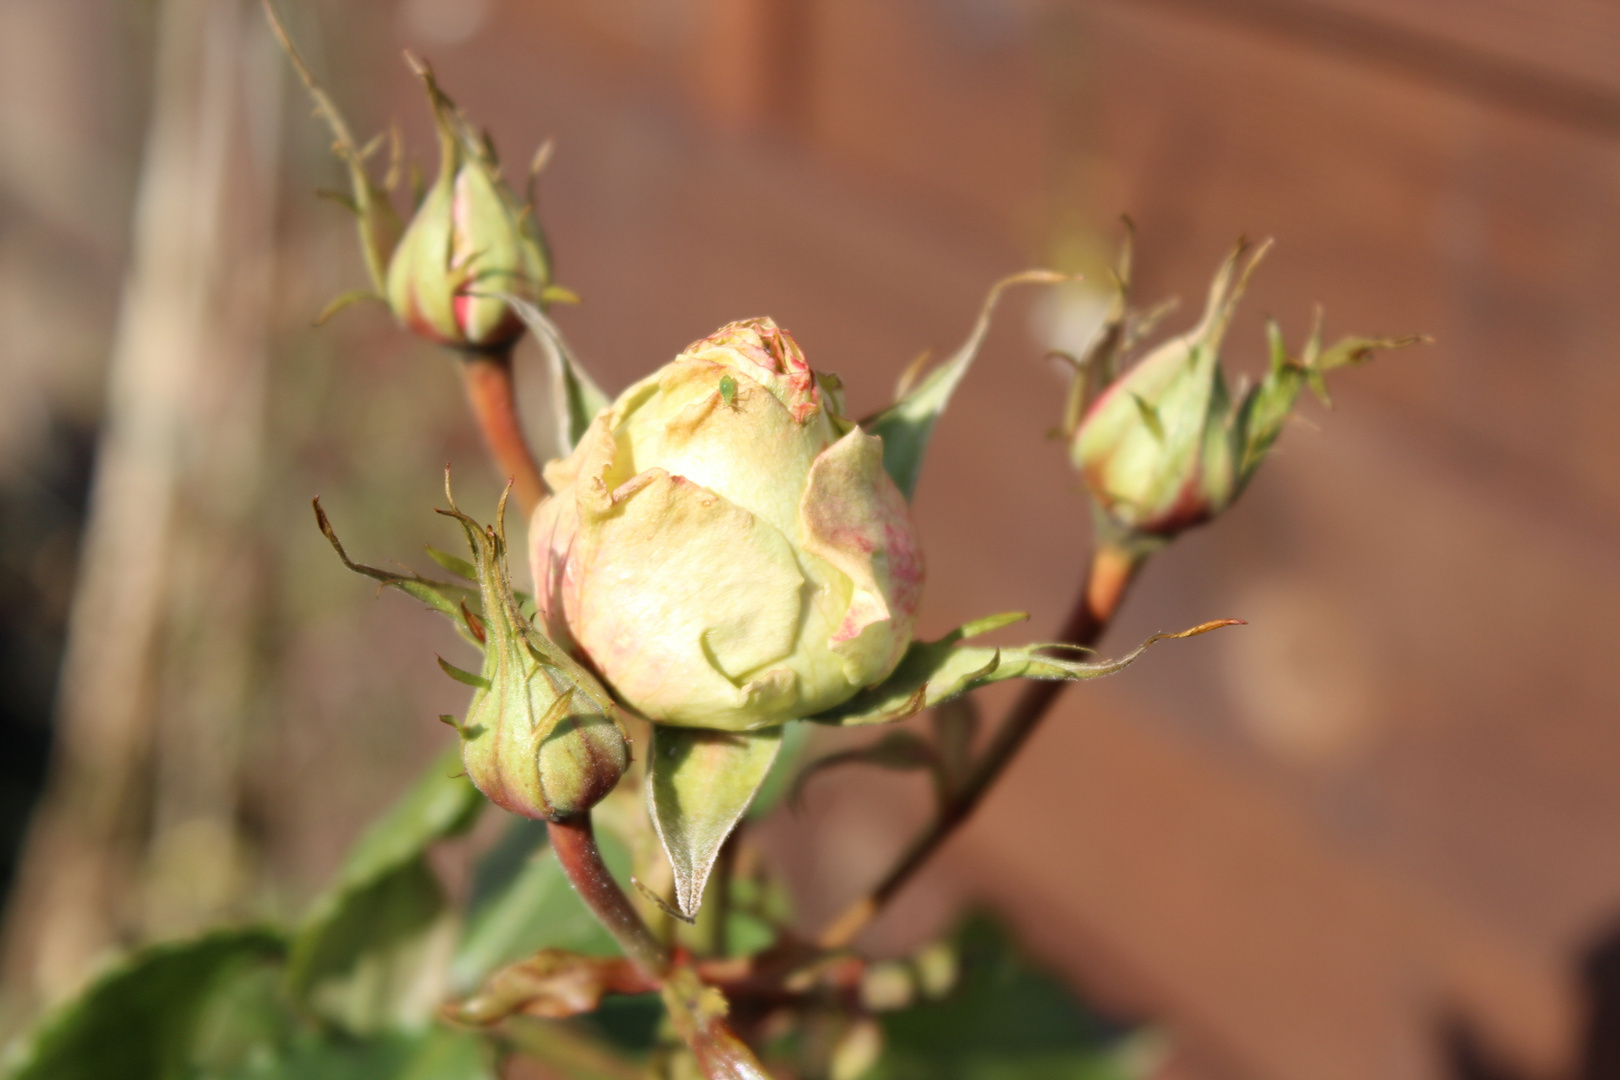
xmin=384 ymin=56 xmax=552 ymax=351
xmin=447 ymin=491 xmax=628 ymax=821
xmin=1072 ymin=239 xmax=1420 ymax=543
xmin=531 ymin=318 xmax=924 ymax=731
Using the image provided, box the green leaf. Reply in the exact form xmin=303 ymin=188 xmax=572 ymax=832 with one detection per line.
xmin=647 ymin=726 xmax=783 ymax=919
xmin=451 ymin=828 xmax=622 ymax=993
xmin=2 ymin=928 xmax=284 ymax=1080
xmin=503 ymin=1018 xmax=650 ymax=1080
xmin=289 ymin=858 xmax=450 ymax=1033
xmin=809 ymin=618 xmax=1242 ymax=727
xmin=863 ymin=271 xmax=1070 ymax=501
xmin=745 ymin=718 xmax=811 ymax=821
xmin=395 ymin=1027 xmax=498 ymax=1080
xmin=286 ymin=746 xmax=483 ymax=1032
xmin=874 ymin=913 xmax=1147 ymax=1080
xmin=500 ymin=291 xmax=611 ymax=455
xmin=325 ymin=746 xmax=484 ymax=893
xmin=215 ymin=1027 xmax=495 ymax=1080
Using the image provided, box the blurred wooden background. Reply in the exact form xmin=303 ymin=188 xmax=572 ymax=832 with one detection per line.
xmin=3 ymin=2 xmax=1620 ymax=1079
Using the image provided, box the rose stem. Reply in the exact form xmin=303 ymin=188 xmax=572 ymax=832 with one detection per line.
xmin=461 ymin=346 xmax=545 ymax=518
xmin=547 ymin=816 xmax=669 ymax=977
xmin=548 ymin=816 xmax=773 ymax=1078
xmin=817 ymin=540 xmax=1144 ymax=950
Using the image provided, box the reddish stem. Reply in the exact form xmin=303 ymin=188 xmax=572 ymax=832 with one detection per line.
xmin=547 ymin=816 xmax=773 ymax=1078
xmin=817 ymin=541 xmax=1144 ymax=950
xmin=546 ymin=817 xmax=667 ymax=978
xmin=461 ymin=349 xmax=545 ymax=518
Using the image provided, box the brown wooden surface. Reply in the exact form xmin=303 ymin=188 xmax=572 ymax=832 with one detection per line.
xmin=4 ymin=0 xmax=1616 ymax=1076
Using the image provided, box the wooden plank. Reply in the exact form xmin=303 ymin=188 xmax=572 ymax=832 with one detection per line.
xmin=1112 ymin=0 xmax=1620 ymax=136
xmin=359 ymin=5 xmax=1620 ymax=1078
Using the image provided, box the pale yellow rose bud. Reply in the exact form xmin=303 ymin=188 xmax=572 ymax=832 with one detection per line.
xmin=384 ymin=56 xmax=552 ymax=351
xmin=530 ymin=318 xmax=924 ymax=731
xmin=1071 ymin=239 xmax=1421 ymax=544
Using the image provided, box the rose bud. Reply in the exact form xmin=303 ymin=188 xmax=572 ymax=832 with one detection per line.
xmin=1071 ymin=239 xmax=1421 ymax=544
xmin=384 ymin=55 xmax=553 ymax=351
xmin=530 ymin=318 xmax=924 ymax=731
xmin=446 ymin=492 xmax=629 ymax=821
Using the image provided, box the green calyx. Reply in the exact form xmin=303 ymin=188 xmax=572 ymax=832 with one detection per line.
xmin=439 ymin=482 xmax=628 ymax=822
xmin=314 ymin=476 xmax=628 ymax=823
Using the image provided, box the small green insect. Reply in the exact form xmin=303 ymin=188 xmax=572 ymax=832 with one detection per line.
xmin=719 ymin=374 xmax=737 ymax=406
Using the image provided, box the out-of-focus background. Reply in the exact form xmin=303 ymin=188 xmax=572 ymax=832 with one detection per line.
xmin=2 ymin=1 xmax=1618 ymax=1077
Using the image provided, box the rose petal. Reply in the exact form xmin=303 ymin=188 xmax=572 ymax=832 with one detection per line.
xmin=799 ymin=428 xmax=923 ymax=685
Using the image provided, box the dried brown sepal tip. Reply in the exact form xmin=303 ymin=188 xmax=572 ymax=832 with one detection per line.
xmin=443 ymin=950 xmax=654 ymax=1026
xmin=439 ymin=477 xmax=629 ymax=821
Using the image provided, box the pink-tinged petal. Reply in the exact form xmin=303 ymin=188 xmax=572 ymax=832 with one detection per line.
xmin=798 ymin=428 xmax=924 ymax=686
xmin=572 ymin=470 xmax=806 ymax=729
xmin=678 ymin=318 xmax=824 ymax=424
xmin=530 ymin=415 xmax=621 ymax=649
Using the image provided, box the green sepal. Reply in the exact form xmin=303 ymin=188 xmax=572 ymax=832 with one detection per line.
xmin=646 ymin=725 xmax=784 ymax=919
xmin=437 ymin=655 xmax=490 ymax=690
xmin=313 ymin=498 xmax=482 ymax=647
xmin=808 ymin=616 xmax=1242 ymax=727
xmin=424 ymin=545 xmax=477 ymax=581
xmin=501 ymin=292 xmax=611 ymax=455
xmin=539 ymin=283 xmax=580 ymax=306
xmin=745 ymin=718 xmax=811 ymax=822
xmin=1056 ymin=220 xmax=1182 ymax=440
xmin=315 ymin=289 xmax=384 ymax=326
xmin=265 ymin=3 xmax=402 ymax=295
xmin=438 ymin=479 xmax=628 ymax=822
xmin=864 ymin=270 xmax=1072 ymax=501
xmin=1233 ymin=316 xmax=1427 ymax=484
